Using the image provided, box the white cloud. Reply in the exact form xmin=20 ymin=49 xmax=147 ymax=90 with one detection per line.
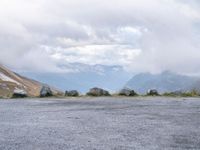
xmin=0 ymin=0 xmax=200 ymax=74
xmin=48 ymin=44 xmax=141 ymax=67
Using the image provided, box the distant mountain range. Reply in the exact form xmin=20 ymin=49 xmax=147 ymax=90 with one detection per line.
xmin=21 ymin=64 xmax=132 ymax=93
xmin=0 ymin=64 xmax=61 ymax=98
xmin=2 ymin=63 xmax=200 ymax=97
xmin=125 ymin=71 xmax=200 ymax=94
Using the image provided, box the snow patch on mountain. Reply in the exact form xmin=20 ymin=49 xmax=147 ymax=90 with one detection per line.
xmin=0 ymin=72 xmax=20 ymax=85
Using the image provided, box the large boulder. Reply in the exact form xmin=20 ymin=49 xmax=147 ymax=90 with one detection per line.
xmin=12 ymin=89 xmax=27 ymax=98
xmin=65 ymin=90 xmax=79 ymax=97
xmin=119 ymin=88 xmax=137 ymax=96
xmin=87 ymin=87 xmax=110 ymax=96
xmin=147 ymin=89 xmax=159 ymax=96
xmin=40 ymin=86 xmax=53 ymax=97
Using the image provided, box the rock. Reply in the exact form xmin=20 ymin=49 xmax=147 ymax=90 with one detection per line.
xmin=147 ymin=89 xmax=159 ymax=96
xmin=87 ymin=87 xmax=110 ymax=96
xmin=119 ymin=88 xmax=137 ymax=96
xmin=65 ymin=90 xmax=79 ymax=97
xmin=65 ymin=91 xmax=68 ymax=96
xmin=12 ymin=89 xmax=27 ymax=98
xmin=40 ymin=86 xmax=53 ymax=97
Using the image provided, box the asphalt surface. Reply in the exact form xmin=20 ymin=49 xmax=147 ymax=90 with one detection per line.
xmin=0 ymin=97 xmax=200 ymax=150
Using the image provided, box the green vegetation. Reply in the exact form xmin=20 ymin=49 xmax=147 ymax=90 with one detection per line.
xmin=163 ymin=90 xmax=200 ymax=97
xmin=181 ymin=90 xmax=199 ymax=97
xmin=162 ymin=92 xmax=177 ymax=97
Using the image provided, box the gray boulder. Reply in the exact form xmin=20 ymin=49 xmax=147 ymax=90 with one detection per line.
xmin=147 ymin=89 xmax=159 ymax=96
xmin=40 ymin=86 xmax=53 ymax=97
xmin=12 ymin=89 xmax=27 ymax=98
xmin=87 ymin=87 xmax=110 ymax=96
xmin=65 ymin=90 xmax=79 ymax=97
xmin=119 ymin=88 xmax=137 ymax=96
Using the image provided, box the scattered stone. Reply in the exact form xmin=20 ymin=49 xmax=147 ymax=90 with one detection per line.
xmin=12 ymin=89 xmax=27 ymax=98
xmin=119 ymin=88 xmax=137 ymax=96
xmin=40 ymin=86 xmax=53 ymax=97
xmin=147 ymin=89 xmax=159 ymax=96
xmin=87 ymin=87 xmax=110 ymax=96
xmin=65 ymin=90 xmax=79 ymax=97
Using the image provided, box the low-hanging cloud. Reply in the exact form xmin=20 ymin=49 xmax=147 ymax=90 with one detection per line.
xmin=0 ymin=0 xmax=200 ymax=74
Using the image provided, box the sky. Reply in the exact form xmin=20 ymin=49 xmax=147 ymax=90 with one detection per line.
xmin=0 ymin=0 xmax=200 ymax=75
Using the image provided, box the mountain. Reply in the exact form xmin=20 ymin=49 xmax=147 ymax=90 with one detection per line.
xmin=21 ymin=64 xmax=132 ymax=94
xmin=0 ymin=64 xmax=61 ymax=98
xmin=125 ymin=71 xmax=200 ymax=94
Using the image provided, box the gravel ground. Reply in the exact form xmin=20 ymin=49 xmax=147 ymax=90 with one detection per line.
xmin=0 ymin=97 xmax=200 ymax=150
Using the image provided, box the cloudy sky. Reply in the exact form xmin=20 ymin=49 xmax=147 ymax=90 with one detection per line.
xmin=0 ymin=0 xmax=200 ymax=74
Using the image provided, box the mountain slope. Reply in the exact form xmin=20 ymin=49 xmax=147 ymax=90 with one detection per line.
xmin=21 ymin=64 xmax=132 ymax=93
xmin=0 ymin=64 xmax=61 ymax=98
xmin=125 ymin=71 xmax=200 ymax=94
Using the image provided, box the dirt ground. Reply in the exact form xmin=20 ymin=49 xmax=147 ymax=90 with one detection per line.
xmin=0 ymin=97 xmax=200 ymax=150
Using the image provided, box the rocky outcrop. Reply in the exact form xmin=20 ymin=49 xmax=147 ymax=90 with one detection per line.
xmin=87 ymin=87 xmax=110 ymax=96
xmin=65 ymin=90 xmax=79 ymax=97
xmin=147 ymin=89 xmax=159 ymax=96
xmin=40 ymin=86 xmax=53 ymax=97
xmin=12 ymin=89 xmax=27 ymax=98
xmin=119 ymin=88 xmax=137 ymax=96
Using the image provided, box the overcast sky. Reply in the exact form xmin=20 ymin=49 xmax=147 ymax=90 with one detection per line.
xmin=0 ymin=0 xmax=200 ymax=74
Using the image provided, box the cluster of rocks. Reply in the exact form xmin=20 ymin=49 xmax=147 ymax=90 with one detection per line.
xmin=119 ymin=88 xmax=137 ymax=96
xmin=12 ymin=89 xmax=27 ymax=98
xmin=86 ymin=87 xmax=110 ymax=96
xmin=40 ymin=86 xmax=53 ymax=97
xmin=12 ymin=86 xmax=200 ymax=98
xmin=65 ymin=90 xmax=79 ymax=97
xmin=12 ymin=86 xmax=54 ymax=98
xmin=147 ymin=89 xmax=159 ymax=96
xmin=11 ymin=85 xmax=162 ymax=98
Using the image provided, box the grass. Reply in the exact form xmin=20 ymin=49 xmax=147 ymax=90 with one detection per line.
xmin=162 ymin=90 xmax=200 ymax=97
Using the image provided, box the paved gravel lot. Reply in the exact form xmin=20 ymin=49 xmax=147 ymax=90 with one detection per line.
xmin=0 ymin=97 xmax=200 ymax=150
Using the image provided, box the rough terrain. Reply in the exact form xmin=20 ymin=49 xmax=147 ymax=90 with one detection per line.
xmin=0 ymin=64 xmax=62 ymax=98
xmin=0 ymin=97 xmax=200 ymax=150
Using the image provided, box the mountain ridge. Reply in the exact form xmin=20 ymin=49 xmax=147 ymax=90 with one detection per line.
xmin=0 ymin=64 xmax=62 ymax=98
xmin=21 ymin=64 xmax=132 ymax=93
xmin=125 ymin=71 xmax=200 ymax=94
